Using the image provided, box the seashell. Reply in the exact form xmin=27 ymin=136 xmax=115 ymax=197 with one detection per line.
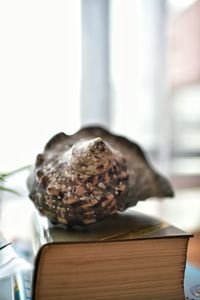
xmin=27 ymin=126 xmax=174 ymax=226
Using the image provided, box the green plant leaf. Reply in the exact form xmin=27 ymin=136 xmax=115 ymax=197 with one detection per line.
xmin=0 ymin=185 xmax=20 ymax=196
xmin=0 ymin=165 xmax=31 ymax=179
xmin=0 ymin=165 xmax=31 ymax=196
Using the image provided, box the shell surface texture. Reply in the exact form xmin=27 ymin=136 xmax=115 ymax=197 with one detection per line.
xmin=28 ymin=126 xmax=174 ymax=226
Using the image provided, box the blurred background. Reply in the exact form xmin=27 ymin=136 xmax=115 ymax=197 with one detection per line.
xmin=0 ymin=0 xmax=200 ymax=260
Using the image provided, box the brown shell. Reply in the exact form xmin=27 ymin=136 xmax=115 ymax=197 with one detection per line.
xmin=27 ymin=126 xmax=174 ymax=226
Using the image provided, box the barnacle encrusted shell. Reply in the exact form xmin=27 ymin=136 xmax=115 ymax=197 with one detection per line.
xmin=27 ymin=126 xmax=174 ymax=226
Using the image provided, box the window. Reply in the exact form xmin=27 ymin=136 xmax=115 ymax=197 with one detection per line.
xmin=0 ymin=0 xmax=81 ymax=170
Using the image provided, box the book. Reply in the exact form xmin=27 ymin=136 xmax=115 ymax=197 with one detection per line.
xmin=31 ymin=209 xmax=191 ymax=300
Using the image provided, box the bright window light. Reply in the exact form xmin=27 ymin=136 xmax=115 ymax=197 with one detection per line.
xmin=0 ymin=0 xmax=81 ymax=170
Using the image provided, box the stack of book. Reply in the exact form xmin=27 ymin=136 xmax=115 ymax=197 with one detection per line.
xmin=31 ymin=209 xmax=191 ymax=300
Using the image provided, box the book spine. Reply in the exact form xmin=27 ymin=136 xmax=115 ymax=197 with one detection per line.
xmin=13 ymin=271 xmax=32 ymax=300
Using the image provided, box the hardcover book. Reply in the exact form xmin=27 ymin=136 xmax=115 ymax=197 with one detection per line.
xmin=32 ymin=209 xmax=191 ymax=300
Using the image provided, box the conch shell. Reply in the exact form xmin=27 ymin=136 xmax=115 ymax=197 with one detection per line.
xmin=28 ymin=126 xmax=174 ymax=226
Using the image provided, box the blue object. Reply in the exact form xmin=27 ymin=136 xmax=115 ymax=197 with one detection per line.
xmin=185 ymin=263 xmax=200 ymax=299
xmin=0 ymin=277 xmax=13 ymax=300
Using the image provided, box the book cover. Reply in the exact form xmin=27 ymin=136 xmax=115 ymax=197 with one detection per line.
xmin=33 ymin=208 xmax=190 ymax=245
